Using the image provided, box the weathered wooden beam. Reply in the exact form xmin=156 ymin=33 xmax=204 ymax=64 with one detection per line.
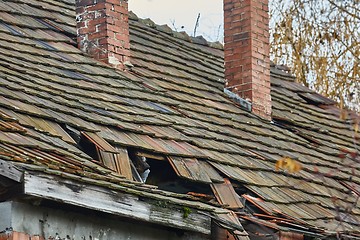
xmin=0 ymin=160 xmax=23 ymax=183
xmin=135 ymin=151 xmax=166 ymax=161
xmin=23 ymin=172 xmax=212 ymax=235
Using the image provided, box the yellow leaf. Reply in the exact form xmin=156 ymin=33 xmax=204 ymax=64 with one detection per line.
xmin=340 ymin=109 xmax=348 ymax=120
xmin=275 ymin=157 xmax=302 ymax=173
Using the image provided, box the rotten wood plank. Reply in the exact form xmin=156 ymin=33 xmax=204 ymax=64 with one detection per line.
xmin=200 ymin=161 xmax=224 ymax=183
xmin=135 ymin=151 xmax=166 ymax=161
xmin=211 ymin=178 xmax=243 ymax=209
xmin=23 ymin=172 xmax=211 ymax=235
xmin=0 ymin=159 xmax=23 ymax=182
xmin=99 ymin=151 xmax=117 ymax=171
xmin=114 ymin=147 xmax=132 ymax=180
xmin=98 ymin=148 xmax=132 ymax=180
xmin=168 ymin=157 xmax=212 ymax=184
xmin=82 ymin=132 xmax=117 ymax=153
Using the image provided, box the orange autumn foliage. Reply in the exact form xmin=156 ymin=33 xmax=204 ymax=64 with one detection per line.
xmin=275 ymin=157 xmax=302 ymax=173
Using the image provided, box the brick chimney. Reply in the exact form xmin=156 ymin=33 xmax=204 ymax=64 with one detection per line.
xmin=224 ymin=0 xmax=271 ymax=120
xmin=76 ymin=0 xmax=130 ymax=70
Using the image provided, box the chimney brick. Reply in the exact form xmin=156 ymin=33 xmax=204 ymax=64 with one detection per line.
xmin=76 ymin=0 xmax=130 ymax=70
xmin=224 ymin=0 xmax=271 ymax=120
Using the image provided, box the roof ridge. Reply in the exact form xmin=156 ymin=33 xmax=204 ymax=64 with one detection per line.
xmin=129 ymin=11 xmax=224 ymax=50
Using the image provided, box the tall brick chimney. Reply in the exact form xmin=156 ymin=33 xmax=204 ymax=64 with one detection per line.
xmin=76 ymin=0 xmax=130 ymax=70
xmin=224 ymin=0 xmax=271 ymax=120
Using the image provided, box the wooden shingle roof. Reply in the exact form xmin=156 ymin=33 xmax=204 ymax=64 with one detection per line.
xmin=0 ymin=0 xmax=359 ymax=238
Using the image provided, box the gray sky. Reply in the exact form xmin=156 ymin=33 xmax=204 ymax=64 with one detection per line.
xmin=129 ymin=0 xmax=224 ymax=42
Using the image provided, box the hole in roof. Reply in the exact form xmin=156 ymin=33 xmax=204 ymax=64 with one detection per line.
xmin=128 ymin=149 xmax=214 ymax=195
xmin=143 ymin=157 xmax=211 ymax=194
xmin=35 ymin=40 xmax=57 ymax=51
xmin=0 ymin=22 xmax=23 ymax=36
xmin=62 ymin=124 xmax=81 ymax=144
xmin=128 ymin=149 xmax=151 ymax=182
xmin=78 ymin=134 xmax=99 ymax=160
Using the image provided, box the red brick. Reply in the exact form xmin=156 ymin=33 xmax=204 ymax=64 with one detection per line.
xmin=11 ymin=232 xmax=29 ymax=240
xmin=114 ymin=5 xmax=128 ymax=14
xmin=0 ymin=233 xmax=12 ymax=240
xmin=78 ymin=25 xmax=96 ymax=34
xmin=86 ymin=2 xmax=107 ymax=11
xmin=77 ymin=0 xmax=97 ymax=7
xmin=87 ymin=17 xmax=106 ymax=27
xmin=224 ymin=0 xmax=271 ymax=120
xmin=88 ymin=30 xmax=113 ymax=40
xmin=76 ymin=0 xmax=130 ymax=70
xmin=105 ymin=9 xmax=121 ymax=18
xmin=106 ymin=37 xmax=122 ymax=46
xmin=30 ymin=236 xmax=44 ymax=240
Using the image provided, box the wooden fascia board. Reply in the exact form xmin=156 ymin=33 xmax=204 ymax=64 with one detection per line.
xmin=23 ymin=172 xmax=212 ymax=235
xmin=0 ymin=159 xmax=23 ymax=183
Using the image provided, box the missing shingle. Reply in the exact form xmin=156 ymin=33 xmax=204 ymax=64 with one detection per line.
xmin=128 ymin=150 xmax=169 ymax=183
xmin=61 ymin=129 xmax=133 ymax=179
xmin=128 ymin=149 xmax=151 ymax=183
xmin=62 ymin=124 xmax=81 ymax=145
xmin=78 ymin=132 xmax=99 ymax=160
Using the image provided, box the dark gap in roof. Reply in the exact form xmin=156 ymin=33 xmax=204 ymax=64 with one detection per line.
xmin=78 ymin=132 xmax=132 ymax=179
xmin=272 ymin=118 xmax=296 ymax=131
xmin=128 ymin=149 xmax=151 ymax=182
xmin=0 ymin=178 xmax=23 ymax=202
xmin=78 ymin=133 xmax=130 ymax=175
xmin=0 ymin=22 xmax=23 ymax=36
xmin=129 ymin=160 xmax=143 ymax=182
xmin=139 ymin=155 xmax=213 ymax=195
xmin=242 ymin=222 xmax=278 ymax=240
xmin=78 ymin=134 xmax=99 ymax=161
xmin=42 ymin=19 xmax=75 ymax=41
xmin=298 ymin=92 xmax=337 ymax=106
xmin=129 ymin=150 xmax=168 ymax=183
xmin=62 ymin=124 xmax=81 ymax=144
xmin=272 ymin=118 xmax=321 ymax=146
xmin=234 ymin=183 xmax=251 ymax=196
xmin=242 ymin=195 xmax=269 ymax=216
xmin=157 ymin=177 xmax=213 ymax=196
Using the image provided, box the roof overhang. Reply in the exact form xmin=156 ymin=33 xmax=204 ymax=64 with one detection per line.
xmin=22 ymin=171 xmax=212 ymax=235
xmin=0 ymin=159 xmax=213 ymax=235
xmin=0 ymin=159 xmax=23 ymax=184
